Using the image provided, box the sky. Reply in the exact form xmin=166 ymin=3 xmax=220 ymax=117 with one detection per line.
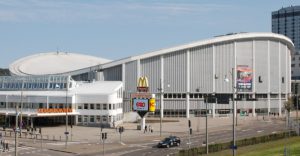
xmin=0 ymin=0 xmax=299 ymax=68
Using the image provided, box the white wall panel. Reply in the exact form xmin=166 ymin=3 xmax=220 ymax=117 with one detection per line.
xmin=215 ymin=42 xmax=234 ymax=93
xmin=255 ymin=41 xmax=269 ymax=93
xmin=269 ymin=40 xmax=280 ymax=93
xmin=140 ymin=56 xmax=161 ymax=93
xmin=164 ymin=50 xmax=187 ymax=93
xmin=190 ymin=46 xmax=213 ymax=93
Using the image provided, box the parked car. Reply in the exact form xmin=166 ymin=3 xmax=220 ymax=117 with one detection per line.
xmin=157 ymin=136 xmax=181 ymax=148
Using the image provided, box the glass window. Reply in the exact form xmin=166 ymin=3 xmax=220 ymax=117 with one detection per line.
xmin=103 ymin=104 xmax=107 ymax=110
xmin=90 ymin=104 xmax=94 ymax=109
xmin=84 ymin=104 xmax=88 ymax=109
xmin=96 ymin=104 xmax=100 ymax=110
xmin=78 ymin=116 xmax=82 ymax=122
xmin=102 ymin=116 xmax=107 ymax=122
xmin=109 ymin=104 xmax=111 ymax=110
xmin=90 ymin=116 xmax=95 ymax=122
xmin=78 ymin=105 xmax=82 ymax=109
xmin=96 ymin=116 xmax=101 ymax=122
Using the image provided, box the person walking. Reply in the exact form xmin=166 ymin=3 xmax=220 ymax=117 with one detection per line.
xmin=144 ymin=125 xmax=147 ymax=133
xmin=5 ymin=142 xmax=8 ymax=151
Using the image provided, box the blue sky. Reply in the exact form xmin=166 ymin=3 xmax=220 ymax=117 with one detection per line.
xmin=0 ymin=0 xmax=299 ymax=68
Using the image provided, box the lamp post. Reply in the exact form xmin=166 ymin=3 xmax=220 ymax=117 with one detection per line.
xmin=231 ymin=68 xmax=236 ymax=156
xmin=158 ymin=79 xmax=163 ymax=137
xmin=157 ymin=79 xmax=170 ymax=137
xmin=224 ymin=68 xmax=236 ymax=156
xmin=205 ymin=95 xmax=208 ymax=155
xmin=15 ymin=102 xmax=19 ymax=156
xmin=65 ymin=87 xmax=68 ymax=149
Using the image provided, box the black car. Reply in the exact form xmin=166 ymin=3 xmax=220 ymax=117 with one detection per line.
xmin=157 ymin=136 xmax=181 ymax=148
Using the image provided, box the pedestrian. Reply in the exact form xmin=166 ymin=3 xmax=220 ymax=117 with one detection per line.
xmin=151 ymin=127 xmax=153 ymax=133
xmin=144 ymin=125 xmax=147 ymax=133
xmin=148 ymin=125 xmax=151 ymax=133
xmin=2 ymin=140 xmax=5 ymax=152
xmin=6 ymin=143 xmax=8 ymax=151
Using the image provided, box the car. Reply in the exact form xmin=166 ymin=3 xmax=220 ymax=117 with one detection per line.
xmin=157 ymin=136 xmax=181 ymax=148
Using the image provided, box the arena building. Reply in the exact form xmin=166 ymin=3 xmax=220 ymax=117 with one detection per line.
xmin=0 ymin=32 xmax=294 ymax=127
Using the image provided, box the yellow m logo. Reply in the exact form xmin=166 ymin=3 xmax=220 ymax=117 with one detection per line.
xmin=137 ymin=76 xmax=149 ymax=88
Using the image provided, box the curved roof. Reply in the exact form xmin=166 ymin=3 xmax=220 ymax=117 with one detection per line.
xmin=100 ymin=32 xmax=294 ymax=69
xmin=10 ymin=52 xmax=111 ymax=76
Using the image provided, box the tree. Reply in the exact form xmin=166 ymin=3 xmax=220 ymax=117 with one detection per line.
xmin=284 ymin=96 xmax=294 ymax=138
xmin=284 ymin=96 xmax=294 ymax=113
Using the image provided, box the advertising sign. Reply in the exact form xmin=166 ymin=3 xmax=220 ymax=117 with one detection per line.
xmin=133 ymin=98 xmax=149 ymax=111
xmin=137 ymin=76 xmax=149 ymax=92
xmin=149 ymin=98 xmax=156 ymax=112
xmin=236 ymin=65 xmax=253 ymax=92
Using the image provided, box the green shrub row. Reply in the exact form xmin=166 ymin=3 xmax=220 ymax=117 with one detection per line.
xmin=178 ymin=131 xmax=297 ymax=156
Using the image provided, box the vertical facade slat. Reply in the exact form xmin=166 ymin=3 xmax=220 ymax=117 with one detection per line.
xmin=269 ymin=40 xmax=280 ymax=93
xmin=215 ymin=42 xmax=234 ymax=93
xmin=190 ymin=46 xmax=213 ymax=93
xmin=140 ymin=56 xmax=161 ymax=93
xmin=164 ymin=50 xmax=187 ymax=93
xmin=255 ymin=41 xmax=269 ymax=93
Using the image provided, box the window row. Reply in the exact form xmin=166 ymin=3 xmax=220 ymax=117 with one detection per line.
xmin=0 ymin=82 xmax=68 ymax=90
xmin=77 ymin=103 xmax=122 ymax=110
xmin=77 ymin=114 xmax=123 ymax=123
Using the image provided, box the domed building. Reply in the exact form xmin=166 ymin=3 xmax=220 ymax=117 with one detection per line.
xmin=0 ymin=32 xmax=294 ymax=128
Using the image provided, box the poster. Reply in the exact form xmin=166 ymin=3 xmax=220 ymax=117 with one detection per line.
xmin=236 ymin=65 xmax=253 ymax=92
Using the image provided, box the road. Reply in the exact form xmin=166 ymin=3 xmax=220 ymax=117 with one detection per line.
xmin=0 ymin=117 xmax=287 ymax=156
xmin=102 ymin=119 xmax=286 ymax=156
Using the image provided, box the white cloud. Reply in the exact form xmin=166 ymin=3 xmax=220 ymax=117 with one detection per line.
xmin=0 ymin=0 xmax=233 ymax=23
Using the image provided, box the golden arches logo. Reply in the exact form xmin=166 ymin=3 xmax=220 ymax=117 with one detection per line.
xmin=137 ymin=76 xmax=149 ymax=88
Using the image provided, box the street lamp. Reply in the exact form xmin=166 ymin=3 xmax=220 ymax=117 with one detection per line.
xmin=65 ymin=86 xmax=69 ymax=149
xmin=224 ymin=68 xmax=236 ymax=156
xmin=157 ymin=79 xmax=170 ymax=137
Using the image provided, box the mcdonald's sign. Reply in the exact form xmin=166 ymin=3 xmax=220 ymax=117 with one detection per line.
xmin=137 ymin=76 xmax=149 ymax=92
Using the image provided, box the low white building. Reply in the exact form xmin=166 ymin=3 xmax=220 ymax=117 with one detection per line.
xmin=0 ymin=75 xmax=123 ymax=128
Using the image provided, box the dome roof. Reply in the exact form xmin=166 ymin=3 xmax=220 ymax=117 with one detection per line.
xmin=9 ymin=52 xmax=111 ymax=76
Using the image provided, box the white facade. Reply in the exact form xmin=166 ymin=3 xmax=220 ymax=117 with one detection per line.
xmin=0 ymin=76 xmax=123 ymax=127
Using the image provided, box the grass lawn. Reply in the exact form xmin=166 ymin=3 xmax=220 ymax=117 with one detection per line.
xmin=207 ymin=136 xmax=300 ymax=156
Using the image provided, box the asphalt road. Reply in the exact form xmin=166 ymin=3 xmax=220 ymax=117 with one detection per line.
xmin=0 ymin=118 xmax=287 ymax=156
xmin=104 ymin=119 xmax=287 ymax=156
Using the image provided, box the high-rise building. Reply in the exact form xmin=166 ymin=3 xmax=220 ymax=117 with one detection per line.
xmin=272 ymin=6 xmax=300 ymax=79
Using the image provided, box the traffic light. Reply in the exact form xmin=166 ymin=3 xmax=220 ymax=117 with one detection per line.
xmin=188 ymin=120 xmax=191 ymax=128
xmin=189 ymin=128 xmax=192 ymax=135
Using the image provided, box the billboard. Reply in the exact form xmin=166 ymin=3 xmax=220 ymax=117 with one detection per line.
xmin=133 ymin=98 xmax=149 ymax=111
xmin=236 ymin=65 xmax=253 ymax=92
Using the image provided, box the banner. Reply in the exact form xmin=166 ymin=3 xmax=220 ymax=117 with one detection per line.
xmin=236 ymin=65 xmax=253 ymax=92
